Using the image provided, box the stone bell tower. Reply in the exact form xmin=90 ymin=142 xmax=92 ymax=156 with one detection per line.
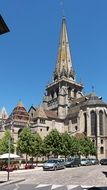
xmin=43 ymin=17 xmax=83 ymax=119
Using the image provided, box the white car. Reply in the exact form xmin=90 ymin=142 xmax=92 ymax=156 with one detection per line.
xmin=43 ymin=158 xmax=65 ymax=171
xmin=80 ymin=158 xmax=92 ymax=166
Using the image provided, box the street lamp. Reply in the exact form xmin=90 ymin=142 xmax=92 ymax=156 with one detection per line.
xmin=0 ymin=14 xmax=10 ymax=35
xmin=7 ymin=137 xmax=11 ymax=181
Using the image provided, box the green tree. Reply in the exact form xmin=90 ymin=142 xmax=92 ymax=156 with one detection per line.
xmin=17 ymin=127 xmax=35 ymax=164
xmin=43 ymin=129 xmax=62 ymax=158
xmin=70 ymin=136 xmax=81 ymax=157
xmin=80 ymin=137 xmax=96 ymax=157
xmin=31 ymin=133 xmax=42 ymax=163
xmin=61 ymin=132 xmax=72 ymax=159
xmin=0 ymin=130 xmax=14 ymax=154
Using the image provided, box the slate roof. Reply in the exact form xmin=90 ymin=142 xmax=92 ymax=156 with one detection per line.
xmin=67 ymin=93 xmax=107 ymax=119
xmin=70 ymin=93 xmax=107 ymax=108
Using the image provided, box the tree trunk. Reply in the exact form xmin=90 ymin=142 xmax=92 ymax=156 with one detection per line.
xmin=25 ymin=154 xmax=28 ymax=165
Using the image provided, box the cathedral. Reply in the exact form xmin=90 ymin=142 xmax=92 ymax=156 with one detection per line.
xmin=1 ymin=17 xmax=107 ymax=160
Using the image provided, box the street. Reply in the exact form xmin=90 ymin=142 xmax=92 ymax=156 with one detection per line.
xmin=0 ymin=183 xmax=94 ymax=190
xmin=0 ymin=165 xmax=107 ymax=190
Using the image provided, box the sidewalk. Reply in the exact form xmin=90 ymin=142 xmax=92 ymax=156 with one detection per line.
xmin=0 ymin=166 xmax=42 ymax=185
xmin=0 ymin=166 xmax=42 ymax=175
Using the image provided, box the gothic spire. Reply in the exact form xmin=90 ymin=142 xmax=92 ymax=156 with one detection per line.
xmin=54 ymin=17 xmax=75 ymax=81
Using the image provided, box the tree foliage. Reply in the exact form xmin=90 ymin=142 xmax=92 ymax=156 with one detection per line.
xmin=0 ymin=130 xmax=14 ymax=154
xmin=61 ymin=132 xmax=72 ymax=159
xmin=80 ymin=137 xmax=96 ymax=157
xmin=43 ymin=129 xmax=62 ymax=157
xmin=17 ymin=127 xmax=34 ymax=162
xmin=17 ymin=127 xmax=43 ymax=163
xmin=31 ymin=133 xmax=42 ymax=157
xmin=42 ymin=130 xmax=96 ymax=159
xmin=17 ymin=127 xmax=96 ymax=161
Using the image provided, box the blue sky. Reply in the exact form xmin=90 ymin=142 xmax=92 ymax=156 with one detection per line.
xmin=0 ymin=0 xmax=107 ymax=114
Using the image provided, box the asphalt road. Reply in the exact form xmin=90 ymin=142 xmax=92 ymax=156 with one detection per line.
xmin=0 ymin=183 xmax=106 ymax=190
xmin=0 ymin=165 xmax=107 ymax=190
xmin=0 ymin=183 xmax=107 ymax=190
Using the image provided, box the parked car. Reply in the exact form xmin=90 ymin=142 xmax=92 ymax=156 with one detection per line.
xmin=100 ymin=159 xmax=107 ymax=165
xmin=43 ymin=158 xmax=65 ymax=171
xmin=25 ymin=164 xmax=35 ymax=169
xmin=89 ymin=158 xmax=99 ymax=165
xmin=80 ymin=158 xmax=92 ymax=166
xmin=64 ymin=157 xmax=80 ymax=167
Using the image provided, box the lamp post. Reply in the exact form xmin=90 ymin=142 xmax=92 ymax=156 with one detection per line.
xmin=7 ymin=137 xmax=11 ymax=181
xmin=7 ymin=113 xmax=14 ymax=181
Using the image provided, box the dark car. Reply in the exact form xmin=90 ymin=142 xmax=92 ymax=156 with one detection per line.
xmin=89 ymin=158 xmax=99 ymax=165
xmin=100 ymin=159 xmax=107 ymax=165
xmin=43 ymin=158 xmax=65 ymax=171
xmin=25 ymin=164 xmax=35 ymax=169
xmin=64 ymin=157 xmax=80 ymax=167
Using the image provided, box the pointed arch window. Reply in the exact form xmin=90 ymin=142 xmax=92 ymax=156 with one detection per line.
xmin=56 ymin=88 xmax=59 ymax=97
xmin=68 ymin=87 xmax=71 ymax=98
xmin=99 ymin=110 xmax=103 ymax=135
xmin=84 ymin=113 xmax=87 ymax=134
xmin=51 ymin=90 xmax=54 ymax=99
xmin=74 ymin=89 xmax=77 ymax=98
xmin=91 ymin=111 xmax=97 ymax=136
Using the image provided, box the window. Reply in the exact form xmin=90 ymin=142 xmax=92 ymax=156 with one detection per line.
xmin=101 ymin=139 xmax=103 ymax=144
xmin=40 ymin=128 xmax=42 ymax=131
xmin=51 ymin=90 xmax=54 ymax=99
xmin=99 ymin=111 xmax=103 ymax=135
xmin=84 ymin=113 xmax=87 ymax=134
xmin=68 ymin=87 xmax=71 ymax=98
xmin=74 ymin=90 xmax=76 ymax=98
xmin=40 ymin=119 xmax=45 ymax=124
xmin=18 ymin=128 xmax=23 ymax=137
xmin=34 ymin=119 xmax=37 ymax=124
xmin=91 ymin=111 xmax=97 ymax=136
xmin=75 ymin=126 xmax=78 ymax=131
xmin=56 ymin=88 xmax=59 ymax=97
xmin=47 ymin=126 xmax=49 ymax=131
xmin=100 ymin=147 xmax=104 ymax=154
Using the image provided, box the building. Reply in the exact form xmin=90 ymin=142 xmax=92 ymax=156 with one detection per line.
xmin=4 ymin=101 xmax=29 ymax=152
xmin=4 ymin=17 xmax=107 ymax=159
xmin=0 ymin=107 xmax=8 ymax=138
xmin=28 ymin=18 xmax=107 ymax=160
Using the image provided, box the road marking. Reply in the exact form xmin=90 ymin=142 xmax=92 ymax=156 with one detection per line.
xmin=51 ymin=184 xmax=64 ymax=189
xmin=34 ymin=183 xmax=94 ymax=190
xmin=14 ymin=184 xmax=19 ymax=190
xmin=67 ymin=185 xmax=79 ymax=190
xmin=35 ymin=184 xmax=51 ymax=188
xmin=81 ymin=185 xmax=93 ymax=189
